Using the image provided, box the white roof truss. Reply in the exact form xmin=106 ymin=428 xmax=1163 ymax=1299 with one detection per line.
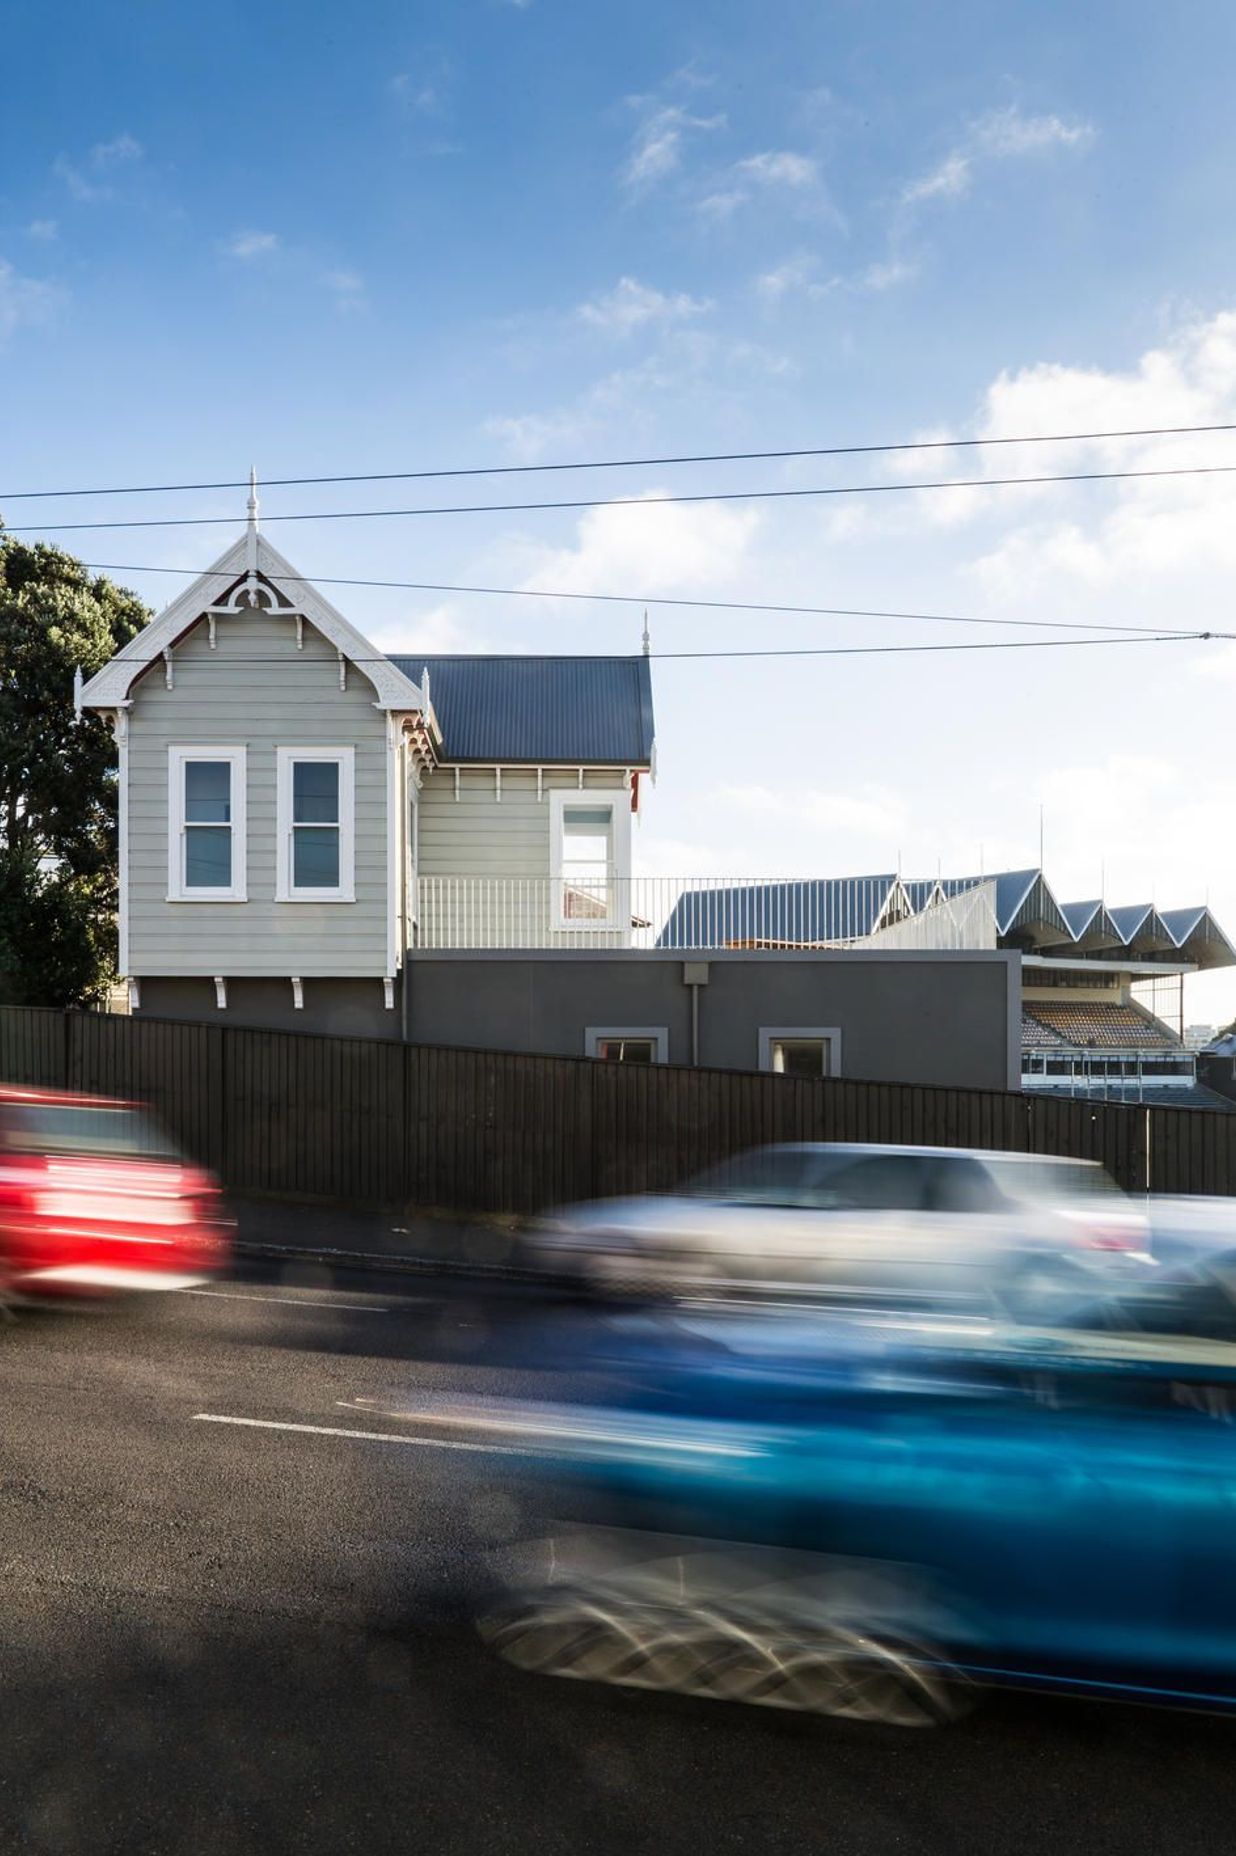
xmin=79 ymin=530 xmax=424 ymax=713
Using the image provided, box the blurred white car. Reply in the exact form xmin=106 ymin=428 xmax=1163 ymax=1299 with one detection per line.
xmin=1143 ymin=1195 xmax=1236 ymax=1270
xmin=531 ymin=1143 xmax=1152 ymax=1317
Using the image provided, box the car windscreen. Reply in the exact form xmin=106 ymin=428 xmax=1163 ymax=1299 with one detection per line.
xmin=683 ymin=1150 xmax=820 ymax=1207
xmin=2 ymin=1103 xmax=182 ymax=1160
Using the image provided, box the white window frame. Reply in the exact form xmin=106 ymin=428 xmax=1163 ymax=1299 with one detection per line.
xmin=758 ymin=1026 xmax=843 ymax=1077
xmin=585 ymin=1026 xmax=669 ymax=1063
xmin=276 ymin=746 xmax=356 ymax=903
xmin=549 ymin=787 xmax=631 ymax=934
xmin=167 ymin=746 xmax=247 ymax=902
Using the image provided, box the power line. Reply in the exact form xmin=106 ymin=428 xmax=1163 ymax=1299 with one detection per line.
xmin=92 ymin=632 xmax=1220 ymax=668
xmin=649 ymin=632 xmax=1216 ymax=661
xmin=3 ymin=421 xmax=1235 ymax=502
xmin=75 ymin=559 xmax=1205 ymax=640
xmin=9 ymin=460 xmax=1236 ymax=535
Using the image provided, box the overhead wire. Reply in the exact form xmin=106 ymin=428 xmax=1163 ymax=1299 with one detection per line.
xmin=6 ymin=459 xmax=1236 ymax=534
xmin=72 ymin=559 xmax=1208 ymax=640
xmin=2 ymin=419 xmax=1236 ymax=501
xmin=84 ymin=632 xmax=1222 ymax=667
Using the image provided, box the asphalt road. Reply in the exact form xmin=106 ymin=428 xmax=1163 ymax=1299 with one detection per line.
xmin=2 ymin=1261 xmax=1235 ymax=1856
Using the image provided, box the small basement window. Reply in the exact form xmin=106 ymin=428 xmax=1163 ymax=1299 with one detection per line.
xmin=758 ymin=1027 xmax=841 ymax=1078
xmin=168 ymin=746 xmax=247 ymax=901
xmin=585 ymin=1027 xmax=668 ymax=1063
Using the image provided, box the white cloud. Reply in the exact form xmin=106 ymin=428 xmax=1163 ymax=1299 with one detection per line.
xmin=696 ymin=189 xmax=746 ymax=221
xmin=939 ymin=310 xmax=1236 ymax=592
xmin=1199 ymin=642 xmax=1236 ymax=687
xmin=973 ymin=106 xmax=1095 ymax=156
xmin=736 ymin=150 xmax=818 ymax=188
xmin=902 ymin=151 xmax=972 ymax=204
xmin=577 ymin=276 xmax=711 ymax=337
xmin=223 ymin=230 xmax=280 ymax=259
xmin=758 ymin=253 xmax=913 ymax=302
xmin=367 ymin=604 xmax=475 ymax=655
xmin=515 ymin=492 xmax=760 ymax=597
xmin=54 ymin=132 xmax=143 ymax=202
xmin=390 ymin=73 xmax=442 ymax=113
xmin=622 ymin=102 xmax=724 ymax=189
xmin=722 ymin=782 xmax=908 ymax=840
xmin=0 ymin=259 xmax=63 ymax=344
xmin=26 ymin=219 xmax=57 ymax=242
xmin=861 ymin=257 xmax=916 ymax=291
xmin=485 ymin=332 xmax=791 ymax=461
xmin=92 ymin=133 xmax=142 ymax=167
xmin=323 ymin=268 xmax=365 ymax=310
xmin=901 ymin=104 xmax=1093 ymax=208
xmin=756 ymin=255 xmax=822 ymax=302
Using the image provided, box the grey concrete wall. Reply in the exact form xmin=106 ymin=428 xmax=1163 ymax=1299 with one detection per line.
xmin=406 ymin=950 xmax=1020 ymax=1090
xmin=138 ymin=976 xmax=403 ymax=1040
xmin=136 ymin=950 xmax=1019 ymax=1091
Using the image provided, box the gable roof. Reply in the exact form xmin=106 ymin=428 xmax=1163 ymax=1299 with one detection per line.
xmin=80 ymin=531 xmax=425 ymax=714
xmin=79 ymin=526 xmax=655 ymax=765
xmin=387 ymin=654 xmax=655 ymax=766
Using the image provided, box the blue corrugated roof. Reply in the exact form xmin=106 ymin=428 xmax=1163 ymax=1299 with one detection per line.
xmin=1108 ymin=904 xmax=1156 ymax=944
xmin=1059 ymin=899 xmax=1103 ymax=939
xmin=656 ymin=878 xmax=899 ymax=949
xmin=386 ymin=654 xmax=654 ymax=765
xmin=650 ymin=869 xmax=1235 ymax=967
xmin=1158 ymin=906 xmax=1208 ymax=946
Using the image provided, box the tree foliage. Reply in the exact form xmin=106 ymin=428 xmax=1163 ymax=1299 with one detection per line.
xmin=0 ymin=535 xmax=149 ymax=1006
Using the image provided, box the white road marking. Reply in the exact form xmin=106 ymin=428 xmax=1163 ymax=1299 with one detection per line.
xmin=192 ymin=1413 xmax=528 ymax=1453
xmin=182 ymin=1289 xmax=390 ymax=1312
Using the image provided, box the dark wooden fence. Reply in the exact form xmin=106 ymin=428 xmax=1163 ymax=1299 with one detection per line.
xmin=1 ymin=1005 xmax=1233 ymax=1212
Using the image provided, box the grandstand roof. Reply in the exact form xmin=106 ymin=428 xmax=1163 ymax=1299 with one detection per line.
xmin=938 ymin=871 xmax=1234 ymax=968
xmin=656 ymin=876 xmax=906 ymax=949
xmin=654 ymin=868 xmax=1236 ymax=967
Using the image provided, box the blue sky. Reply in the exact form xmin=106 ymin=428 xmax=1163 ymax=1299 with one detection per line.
xmin=5 ymin=0 xmax=1236 ymax=1017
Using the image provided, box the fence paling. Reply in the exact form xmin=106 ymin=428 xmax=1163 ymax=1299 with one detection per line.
xmin=0 ymin=1004 xmax=1233 ymax=1212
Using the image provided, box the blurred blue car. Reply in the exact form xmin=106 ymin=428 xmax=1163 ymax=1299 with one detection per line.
xmin=443 ymin=1311 xmax=1236 ymax=1725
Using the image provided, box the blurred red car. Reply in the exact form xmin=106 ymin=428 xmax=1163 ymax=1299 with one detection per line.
xmin=0 ymin=1086 xmax=231 ymax=1299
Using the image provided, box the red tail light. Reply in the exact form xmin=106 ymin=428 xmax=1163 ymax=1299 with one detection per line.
xmin=1077 ymin=1222 xmax=1143 ymax=1252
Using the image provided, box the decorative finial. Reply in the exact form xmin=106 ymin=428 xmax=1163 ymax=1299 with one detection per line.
xmin=244 ymin=467 xmax=257 ymax=567
xmin=641 ymin=610 xmax=651 ymax=657
xmin=72 ymin=664 xmax=83 ymax=721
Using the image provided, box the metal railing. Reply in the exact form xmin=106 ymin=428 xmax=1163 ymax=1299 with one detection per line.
xmin=412 ymin=874 xmax=999 ymax=953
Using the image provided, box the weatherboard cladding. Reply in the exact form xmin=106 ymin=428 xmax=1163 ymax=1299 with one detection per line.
xmin=387 ymin=655 xmax=655 ymax=766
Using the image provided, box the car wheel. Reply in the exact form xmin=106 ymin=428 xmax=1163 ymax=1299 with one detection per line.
xmin=478 ymin=1593 xmax=970 ymax=1727
xmin=992 ymin=1259 xmax=1092 ymax=1326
